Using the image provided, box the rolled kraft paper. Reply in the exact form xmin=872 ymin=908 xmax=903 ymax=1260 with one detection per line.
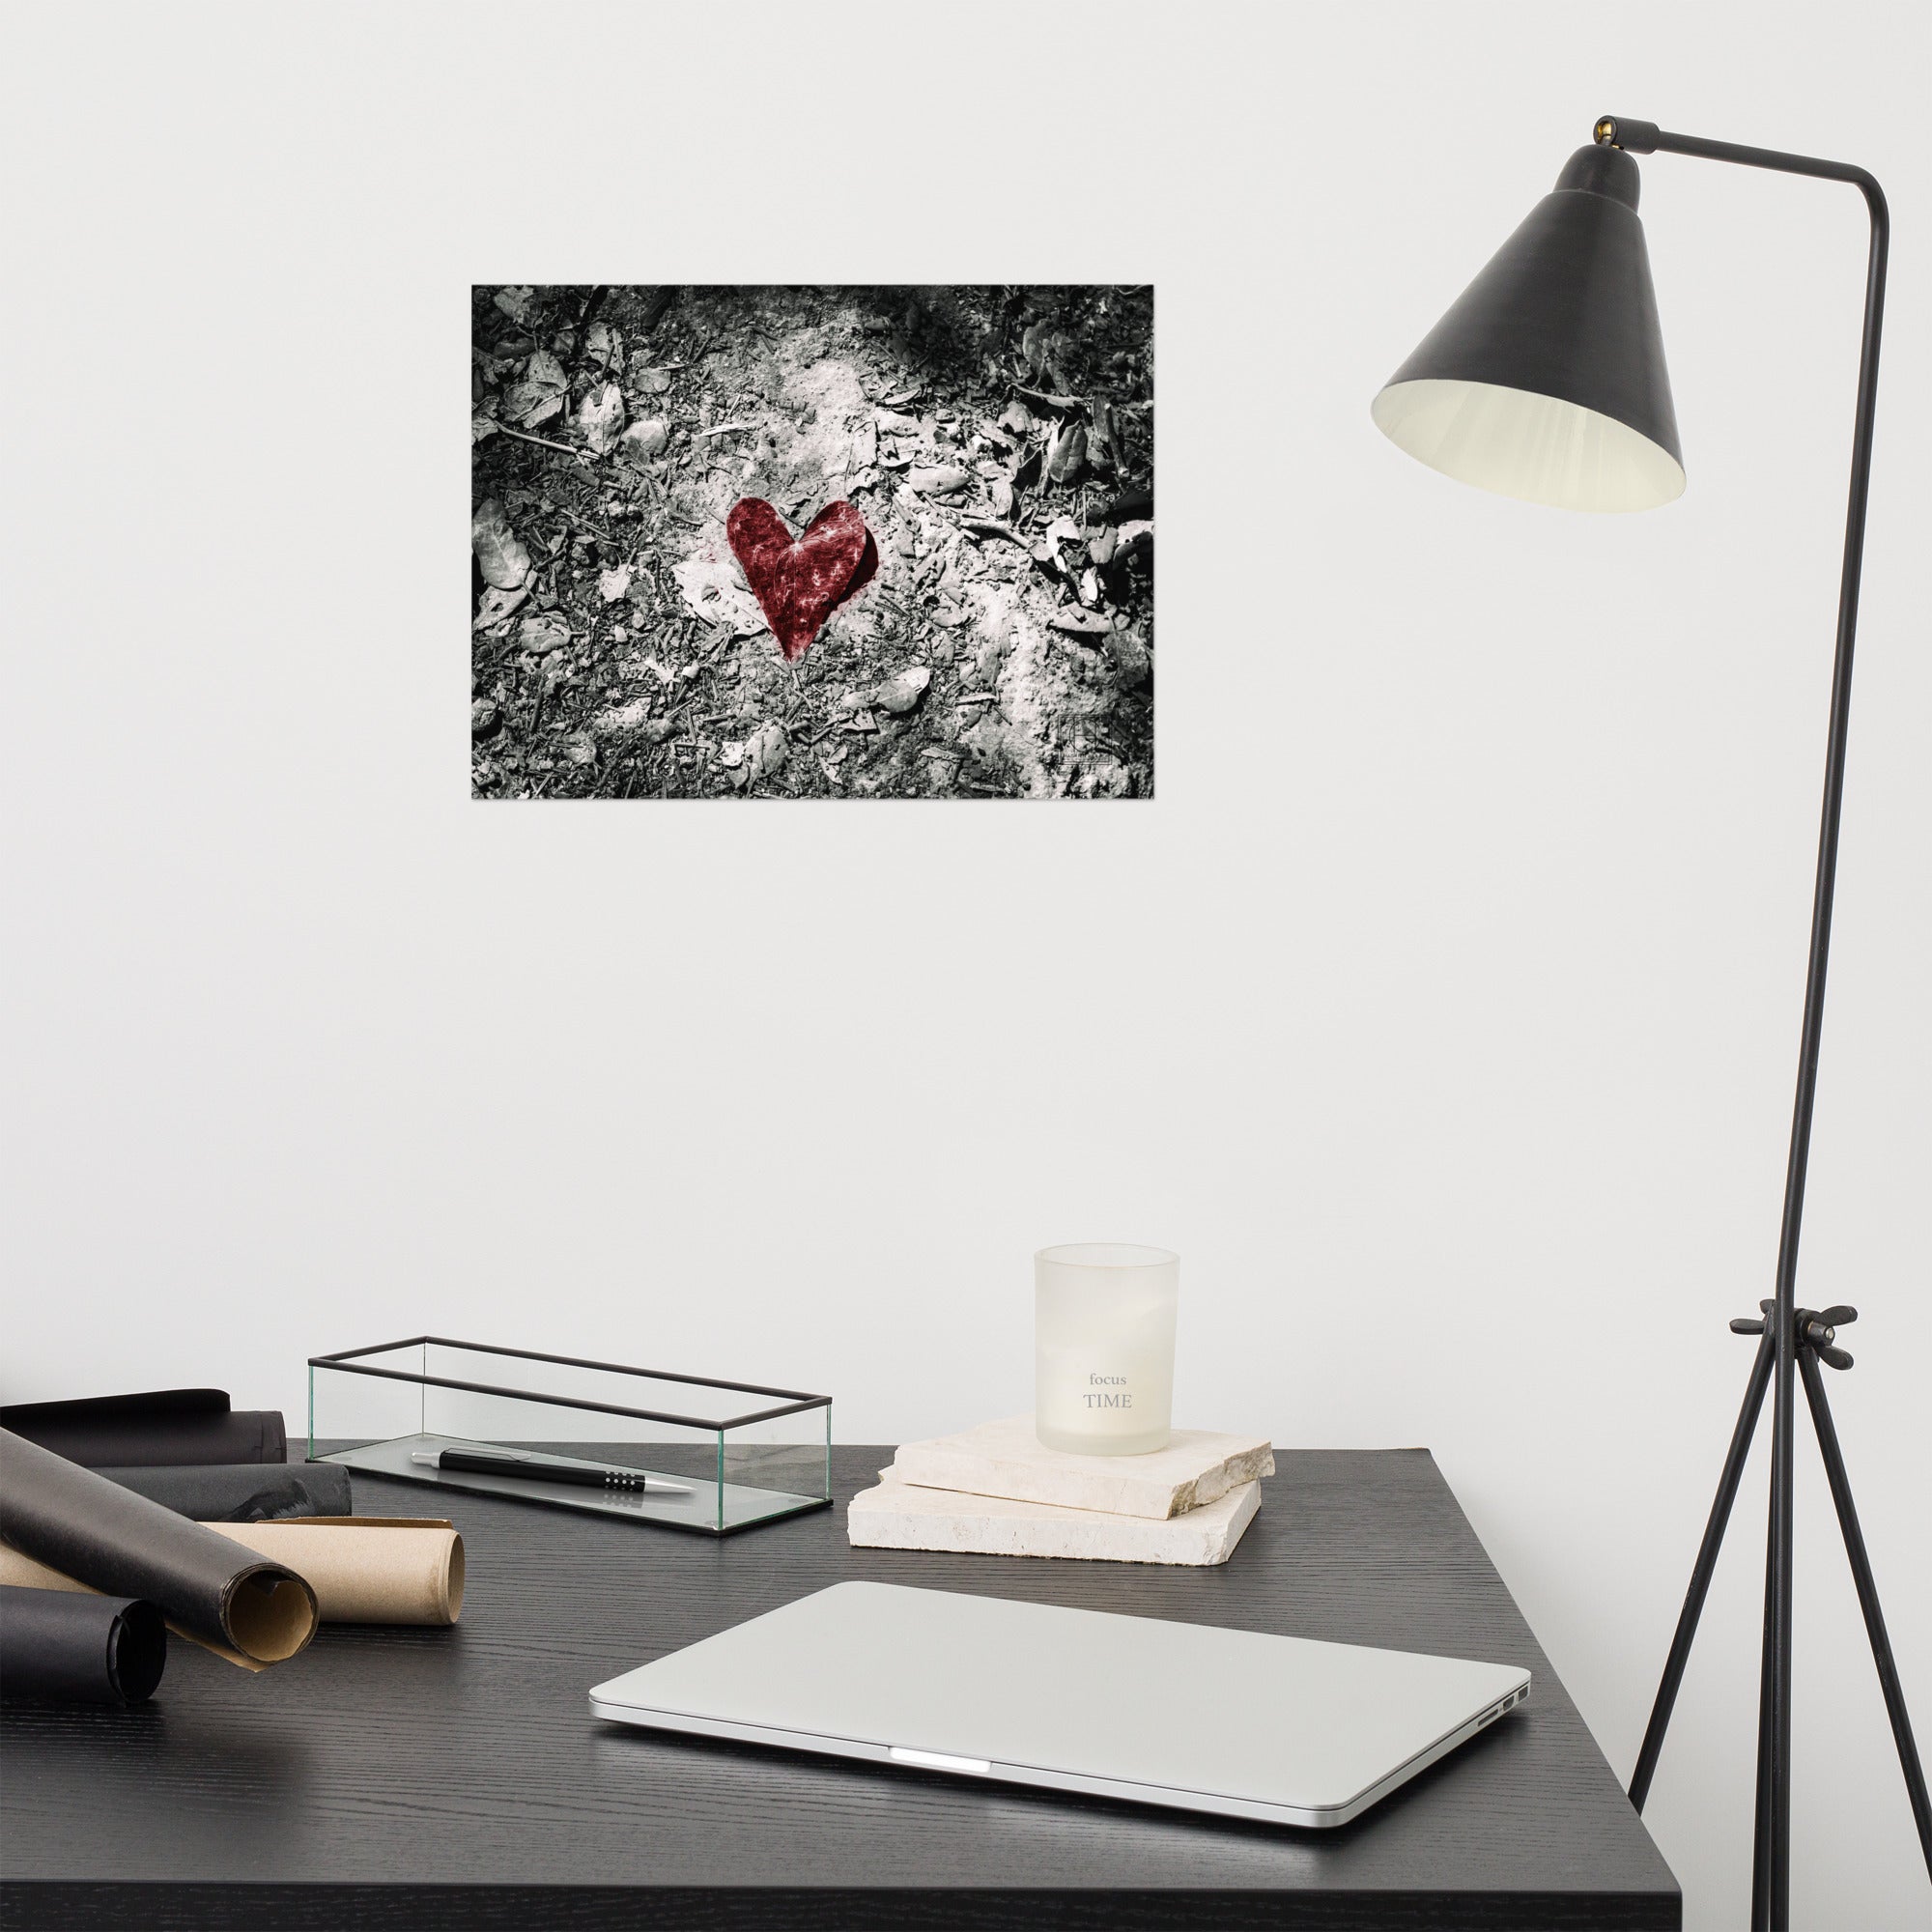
xmin=0 ymin=1584 xmax=167 ymax=1705
xmin=0 ymin=1390 xmax=286 ymax=1467
xmin=98 ymin=1463 xmax=353 ymax=1522
xmin=0 ymin=1430 xmax=316 ymax=1670
xmin=202 ymin=1520 xmax=466 ymax=1625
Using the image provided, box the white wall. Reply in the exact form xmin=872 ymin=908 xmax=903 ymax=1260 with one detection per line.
xmin=6 ymin=3 xmax=1927 ymax=1924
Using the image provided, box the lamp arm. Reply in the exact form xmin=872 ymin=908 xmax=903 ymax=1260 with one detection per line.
xmin=1598 ymin=114 xmax=1890 ymax=1932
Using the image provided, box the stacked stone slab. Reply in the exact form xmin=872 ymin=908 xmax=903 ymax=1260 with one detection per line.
xmin=847 ymin=1416 xmax=1274 ymax=1567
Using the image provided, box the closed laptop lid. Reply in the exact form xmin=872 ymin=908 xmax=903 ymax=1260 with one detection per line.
xmin=590 ymin=1580 xmax=1529 ymax=1821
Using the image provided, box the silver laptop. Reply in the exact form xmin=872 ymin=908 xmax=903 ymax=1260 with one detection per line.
xmin=589 ymin=1580 xmax=1530 ymax=1828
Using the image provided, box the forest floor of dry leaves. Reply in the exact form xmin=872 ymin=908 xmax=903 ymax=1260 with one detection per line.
xmin=470 ymin=285 xmax=1152 ymax=799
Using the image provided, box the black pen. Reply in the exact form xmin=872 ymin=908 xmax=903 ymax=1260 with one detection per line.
xmin=411 ymin=1446 xmax=691 ymax=1495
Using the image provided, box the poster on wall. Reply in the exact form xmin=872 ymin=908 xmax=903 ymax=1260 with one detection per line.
xmin=471 ymin=286 xmax=1152 ymax=800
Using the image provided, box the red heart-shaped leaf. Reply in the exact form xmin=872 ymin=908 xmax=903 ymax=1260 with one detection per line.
xmin=726 ymin=497 xmax=876 ymax=663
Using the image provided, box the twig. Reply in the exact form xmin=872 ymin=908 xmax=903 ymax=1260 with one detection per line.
xmin=697 ymin=421 xmax=755 ymax=439
xmin=959 ymin=519 xmax=1032 ymax=548
xmin=497 ymin=423 xmax=586 ymax=459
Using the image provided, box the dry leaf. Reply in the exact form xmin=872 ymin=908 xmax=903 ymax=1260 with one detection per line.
xmin=1014 ymin=384 xmax=1083 ymax=414
xmin=1050 ymin=610 xmax=1111 ymax=639
xmin=597 ymin=563 xmax=634 ymax=603
xmin=518 ymin=612 xmax=571 ymax=657
xmin=580 ymin=382 xmax=626 ymax=455
xmin=471 ymin=582 xmax=529 ymax=630
xmin=1043 ymin=419 xmax=1087 ymax=485
xmin=471 ymin=497 xmax=532 ymax=589
xmin=503 ymin=349 xmax=567 ymax=427
xmin=746 ymin=721 xmax=788 ymax=778
xmin=585 ymin=320 xmax=621 ymax=369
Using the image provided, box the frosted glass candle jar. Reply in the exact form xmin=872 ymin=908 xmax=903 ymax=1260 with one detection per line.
xmin=1034 ymin=1243 xmax=1179 ymax=1456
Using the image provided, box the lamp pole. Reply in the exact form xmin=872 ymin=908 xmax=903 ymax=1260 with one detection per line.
xmin=1589 ymin=118 xmax=1924 ymax=1932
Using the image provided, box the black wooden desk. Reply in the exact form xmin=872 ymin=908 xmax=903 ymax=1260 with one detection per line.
xmin=1 ymin=1447 xmax=1678 ymax=1930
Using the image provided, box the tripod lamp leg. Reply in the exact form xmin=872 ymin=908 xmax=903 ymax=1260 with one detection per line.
xmin=1631 ymin=1327 xmax=1776 ymax=1810
xmin=1798 ymin=1349 xmax=1932 ymax=1877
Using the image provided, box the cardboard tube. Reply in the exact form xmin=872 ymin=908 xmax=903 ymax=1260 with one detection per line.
xmin=200 ymin=1520 xmax=465 ymax=1626
xmin=0 ymin=1429 xmax=316 ymax=1669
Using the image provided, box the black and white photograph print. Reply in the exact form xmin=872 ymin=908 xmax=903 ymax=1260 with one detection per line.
xmin=471 ymin=285 xmax=1153 ymax=799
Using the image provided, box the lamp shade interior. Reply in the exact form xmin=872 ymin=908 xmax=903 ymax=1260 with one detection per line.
xmin=1374 ymin=143 xmax=1684 ymax=514
xmin=1372 ymin=376 xmax=1685 ymax=512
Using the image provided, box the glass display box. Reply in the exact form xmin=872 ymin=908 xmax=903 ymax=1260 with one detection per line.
xmin=309 ymin=1337 xmax=832 ymax=1535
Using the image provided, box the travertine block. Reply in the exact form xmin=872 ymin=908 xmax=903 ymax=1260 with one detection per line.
xmin=890 ymin=1415 xmax=1274 ymax=1520
xmin=847 ymin=1468 xmax=1261 ymax=1566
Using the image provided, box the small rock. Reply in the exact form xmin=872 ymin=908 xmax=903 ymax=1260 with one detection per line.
xmin=907 ymin=464 xmax=971 ymax=497
xmin=622 ymin=417 xmax=669 ymax=459
xmin=470 ymin=699 xmax=501 ymax=739
xmin=562 ymin=732 xmax=597 ymax=767
xmin=631 ymin=365 xmax=674 ymax=397
xmin=873 ymin=667 xmax=932 ymax=716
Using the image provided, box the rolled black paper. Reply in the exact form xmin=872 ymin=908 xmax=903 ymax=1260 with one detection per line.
xmin=0 ymin=1430 xmax=316 ymax=1668
xmin=0 ymin=1585 xmax=166 ymax=1705
xmin=0 ymin=1390 xmax=286 ymax=1467
xmin=95 ymin=1462 xmax=352 ymax=1522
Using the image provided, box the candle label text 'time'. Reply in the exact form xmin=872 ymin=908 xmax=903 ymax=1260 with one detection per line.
xmin=1083 ymin=1373 xmax=1133 ymax=1409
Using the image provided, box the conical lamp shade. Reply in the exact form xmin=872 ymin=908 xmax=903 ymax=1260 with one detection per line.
xmin=1373 ymin=145 xmax=1684 ymax=512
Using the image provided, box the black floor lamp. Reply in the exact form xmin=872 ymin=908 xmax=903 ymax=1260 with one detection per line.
xmin=1371 ymin=116 xmax=1929 ymax=1931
